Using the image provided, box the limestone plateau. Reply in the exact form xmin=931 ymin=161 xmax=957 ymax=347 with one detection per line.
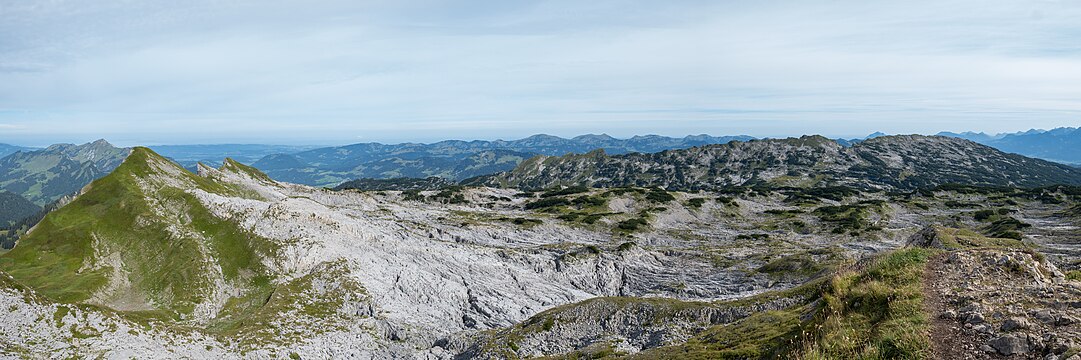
xmin=0 ymin=136 xmax=1079 ymax=359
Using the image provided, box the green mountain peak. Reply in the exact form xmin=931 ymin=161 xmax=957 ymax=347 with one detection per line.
xmin=0 ymin=145 xmax=276 ymax=320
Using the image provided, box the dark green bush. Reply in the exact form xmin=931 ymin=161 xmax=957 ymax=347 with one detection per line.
xmin=617 ymin=218 xmax=649 ymax=231
xmin=986 ymin=217 xmax=1031 ymax=240
xmin=571 ymin=195 xmax=606 ymax=207
xmin=685 ymin=198 xmax=706 ymax=209
xmin=525 ymin=197 xmax=571 ymax=210
xmin=540 ymin=186 xmax=590 ymax=198
xmin=645 ymin=187 xmax=675 ymax=203
xmin=973 ymin=209 xmax=995 ymax=221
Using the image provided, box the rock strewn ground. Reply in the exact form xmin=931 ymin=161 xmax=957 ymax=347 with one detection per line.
xmin=927 ymin=249 xmax=1081 ymax=360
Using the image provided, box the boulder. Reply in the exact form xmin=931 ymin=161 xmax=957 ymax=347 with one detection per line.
xmin=1032 ymin=309 xmax=1056 ymax=324
xmin=905 ymin=226 xmax=944 ymax=249
xmin=963 ymin=312 xmax=986 ymax=324
xmin=990 ymin=335 xmax=1030 ymax=355
xmin=1000 ymin=317 xmax=1031 ymax=332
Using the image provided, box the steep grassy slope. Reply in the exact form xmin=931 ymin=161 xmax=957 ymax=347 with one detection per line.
xmin=0 ymin=148 xmax=276 ymax=320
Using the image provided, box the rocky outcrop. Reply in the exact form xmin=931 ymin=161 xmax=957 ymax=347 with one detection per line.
xmin=927 ymin=249 xmax=1081 ymax=359
xmin=478 ymin=135 xmax=1081 ymax=191
xmin=907 ymin=226 xmax=946 ymax=249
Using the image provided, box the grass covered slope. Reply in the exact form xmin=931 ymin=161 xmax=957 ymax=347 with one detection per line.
xmin=0 ymin=147 xmax=276 ymax=320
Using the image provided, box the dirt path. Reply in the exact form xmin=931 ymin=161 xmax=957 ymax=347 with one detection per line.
xmin=923 ymin=252 xmax=1004 ymax=360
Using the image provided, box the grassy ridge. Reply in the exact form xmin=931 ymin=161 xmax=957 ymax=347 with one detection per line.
xmin=793 ymin=248 xmax=932 ymax=359
xmin=0 ymin=148 xmax=276 ymax=318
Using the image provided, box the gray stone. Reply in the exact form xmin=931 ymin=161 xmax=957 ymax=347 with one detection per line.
xmin=905 ymin=226 xmax=944 ymax=248
xmin=1028 ymin=334 xmax=1046 ymax=353
xmin=964 ymin=312 xmax=986 ymax=324
xmin=1001 ymin=317 xmax=1031 ymax=332
xmin=960 ymin=303 xmax=982 ymax=313
xmin=1049 ymin=336 xmax=1073 ymax=354
xmin=990 ymin=335 xmax=1030 ymax=355
xmin=1033 ymin=309 xmax=1056 ymax=324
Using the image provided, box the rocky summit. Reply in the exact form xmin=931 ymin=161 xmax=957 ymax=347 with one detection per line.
xmin=0 ymin=141 xmax=1079 ymax=359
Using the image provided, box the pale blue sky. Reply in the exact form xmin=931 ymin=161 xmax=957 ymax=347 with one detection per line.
xmin=1 ymin=0 xmax=1080 ymax=146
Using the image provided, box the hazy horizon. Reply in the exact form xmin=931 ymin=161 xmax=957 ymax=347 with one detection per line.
xmin=3 ymin=1 xmax=1080 ymax=146
xmin=3 ymin=126 xmax=1078 ymax=149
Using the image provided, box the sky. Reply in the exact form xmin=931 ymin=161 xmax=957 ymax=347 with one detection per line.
xmin=1 ymin=0 xmax=1080 ymax=146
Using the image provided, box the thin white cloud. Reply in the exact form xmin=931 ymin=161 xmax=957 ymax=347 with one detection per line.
xmin=0 ymin=0 xmax=1079 ymax=144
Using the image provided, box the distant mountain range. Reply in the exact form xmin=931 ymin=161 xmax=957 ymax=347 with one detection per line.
xmin=473 ymin=135 xmax=1081 ymax=191
xmin=937 ymin=127 xmax=1081 ymax=164
xmin=0 ymin=139 xmax=130 ymax=206
xmin=834 ymin=131 xmax=888 ymax=147
xmin=246 ymin=129 xmax=1081 ymax=187
xmin=0 ymin=128 xmax=1074 ymax=201
xmin=0 ymin=144 xmax=35 ymax=158
xmin=251 ymin=134 xmax=754 ymax=187
xmin=148 ymin=144 xmax=321 ymax=171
